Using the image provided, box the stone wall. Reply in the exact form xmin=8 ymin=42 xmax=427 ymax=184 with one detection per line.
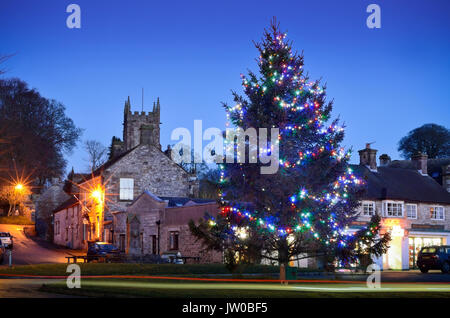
xmin=35 ymin=181 xmax=70 ymax=240
xmin=355 ymin=200 xmax=450 ymax=233
xmin=53 ymin=203 xmax=88 ymax=250
xmin=161 ymin=203 xmax=222 ymax=263
xmin=104 ymin=144 xmax=196 ymax=210
xmin=113 ymin=192 xmax=222 ymax=263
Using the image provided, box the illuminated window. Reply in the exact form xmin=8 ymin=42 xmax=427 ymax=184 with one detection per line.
xmin=383 ymin=201 xmax=403 ymax=217
xmin=362 ymin=201 xmax=375 ymax=216
xmin=119 ymin=178 xmax=134 ymax=200
xmin=430 ymin=206 xmax=444 ymax=220
xmin=406 ymin=204 xmax=417 ymax=219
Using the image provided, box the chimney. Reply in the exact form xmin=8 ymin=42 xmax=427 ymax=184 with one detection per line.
xmin=379 ymin=154 xmax=391 ymax=167
xmin=358 ymin=143 xmax=377 ymax=171
xmin=442 ymin=164 xmax=450 ymax=193
xmin=412 ymin=152 xmax=428 ymax=175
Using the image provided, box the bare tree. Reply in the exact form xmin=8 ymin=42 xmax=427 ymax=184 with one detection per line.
xmin=83 ymin=140 xmax=108 ymax=172
xmin=0 ymin=185 xmax=31 ymax=216
xmin=0 ymin=54 xmax=14 ymax=75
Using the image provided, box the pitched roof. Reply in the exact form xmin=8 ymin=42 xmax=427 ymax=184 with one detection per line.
xmin=127 ymin=191 xmax=215 ymax=208
xmin=53 ymin=196 xmax=79 ymax=213
xmin=350 ymin=164 xmax=450 ymax=204
xmin=159 ymin=196 xmax=215 ymax=207
xmin=388 ymin=158 xmax=450 ymax=185
xmin=90 ymin=146 xmax=138 ymax=177
xmin=80 ymin=144 xmax=192 ymax=183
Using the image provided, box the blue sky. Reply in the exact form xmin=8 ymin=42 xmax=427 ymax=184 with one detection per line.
xmin=1 ymin=0 xmax=449 ymax=173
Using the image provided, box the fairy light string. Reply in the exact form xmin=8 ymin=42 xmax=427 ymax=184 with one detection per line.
xmin=216 ymin=27 xmax=366 ymax=247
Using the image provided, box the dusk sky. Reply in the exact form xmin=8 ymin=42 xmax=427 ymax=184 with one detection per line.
xmin=1 ymin=0 xmax=449 ymax=174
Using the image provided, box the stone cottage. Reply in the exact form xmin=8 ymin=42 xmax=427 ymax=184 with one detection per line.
xmin=348 ymin=144 xmax=450 ymax=270
xmin=113 ymin=190 xmax=222 ymax=263
xmin=53 ymin=96 xmax=199 ymax=248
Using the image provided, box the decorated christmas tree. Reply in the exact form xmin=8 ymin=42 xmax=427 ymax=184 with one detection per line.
xmin=190 ymin=19 xmax=389 ymax=274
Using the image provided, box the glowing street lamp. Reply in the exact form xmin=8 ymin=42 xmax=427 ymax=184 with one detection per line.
xmin=90 ymin=187 xmax=104 ymax=204
xmin=89 ymin=185 xmax=105 ymax=239
xmin=14 ymin=183 xmax=24 ymax=191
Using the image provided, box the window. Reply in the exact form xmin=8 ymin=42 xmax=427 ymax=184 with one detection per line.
xmin=55 ymin=221 xmax=60 ymax=235
xmin=362 ymin=201 xmax=375 ymax=216
xmin=119 ymin=178 xmax=134 ymax=200
xmin=430 ymin=206 xmax=444 ymax=220
xmin=169 ymin=231 xmax=179 ymax=250
xmin=406 ymin=204 xmax=417 ymax=219
xmin=384 ymin=202 xmax=403 ymax=217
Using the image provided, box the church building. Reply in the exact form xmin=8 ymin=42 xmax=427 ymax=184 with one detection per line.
xmin=53 ymin=96 xmax=199 ymax=249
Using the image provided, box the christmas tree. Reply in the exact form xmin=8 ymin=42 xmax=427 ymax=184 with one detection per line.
xmin=190 ymin=19 xmax=389 ymax=274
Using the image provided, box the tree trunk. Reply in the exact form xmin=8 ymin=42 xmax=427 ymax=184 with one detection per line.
xmin=278 ymin=239 xmax=289 ymax=282
xmin=279 ymin=263 xmax=286 ymax=281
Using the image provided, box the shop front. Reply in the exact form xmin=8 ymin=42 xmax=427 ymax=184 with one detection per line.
xmin=380 ymin=219 xmax=408 ymax=270
xmin=380 ymin=220 xmax=449 ymax=270
xmin=408 ymin=232 xmax=448 ymax=269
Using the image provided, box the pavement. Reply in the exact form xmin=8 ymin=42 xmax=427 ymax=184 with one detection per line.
xmin=0 ymin=224 xmax=83 ymax=265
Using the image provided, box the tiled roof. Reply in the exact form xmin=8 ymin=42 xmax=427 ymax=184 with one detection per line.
xmin=159 ymin=196 xmax=216 ymax=207
xmin=351 ymin=164 xmax=450 ymax=204
xmin=52 ymin=196 xmax=79 ymax=213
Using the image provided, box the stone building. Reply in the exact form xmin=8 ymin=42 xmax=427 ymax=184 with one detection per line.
xmin=53 ymin=189 xmax=222 ymax=263
xmin=54 ymin=96 xmax=199 ymax=248
xmin=348 ymin=144 xmax=450 ymax=270
xmin=53 ymin=197 xmax=86 ymax=249
xmin=35 ymin=179 xmax=70 ymax=240
xmin=112 ymin=191 xmax=221 ymax=263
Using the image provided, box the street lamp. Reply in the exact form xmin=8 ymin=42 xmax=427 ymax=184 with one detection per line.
xmin=14 ymin=183 xmax=24 ymax=191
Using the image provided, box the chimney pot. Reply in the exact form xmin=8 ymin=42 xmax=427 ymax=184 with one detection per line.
xmin=358 ymin=144 xmax=378 ymax=171
xmin=379 ymin=154 xmax=391 ymax=167
xmin=411 ymin=152 xmax=428 ymax=175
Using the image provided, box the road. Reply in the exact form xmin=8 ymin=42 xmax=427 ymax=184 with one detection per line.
xmin=0 ymin=224 xmax=76 ymax=265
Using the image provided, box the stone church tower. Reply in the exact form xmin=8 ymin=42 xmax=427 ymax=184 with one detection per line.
xmin=123 ymin=96 xmax=161 ymax=151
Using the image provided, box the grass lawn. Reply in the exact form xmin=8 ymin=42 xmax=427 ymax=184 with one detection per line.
xmin=0 ymin=263 xmax=282 ymax=277
xmin=0 ymin=215 xmax=34 ymax=225
xmin=39 ymin=279 xmax=450 ymax=298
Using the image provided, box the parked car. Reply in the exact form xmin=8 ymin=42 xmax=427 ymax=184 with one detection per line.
xmin=161 ymin=251 xmax=184 ymax=264
xmin=0 ymin=232 xmax=13 ymax=249
xmin=417 ymin=245 xmax=450 ymax=273
xmin=87 ymin=242 xmax=120 ymax=262
xmin=0 ymin=240 xmax=4 ymax=264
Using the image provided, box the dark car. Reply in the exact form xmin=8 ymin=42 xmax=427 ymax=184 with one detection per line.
xmin=87 ymin=242 xmax=120 ymax=262
xmin=417 ymin=245 xmax=450 ymax=273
